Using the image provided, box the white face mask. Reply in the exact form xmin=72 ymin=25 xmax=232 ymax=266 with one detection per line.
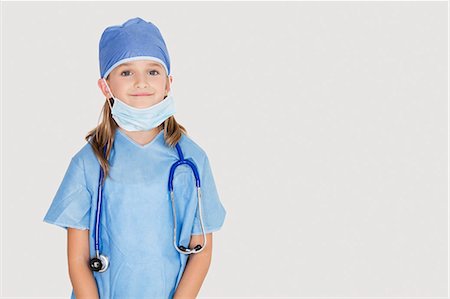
xmin=103 ymin=78 xmax=176 ymax=131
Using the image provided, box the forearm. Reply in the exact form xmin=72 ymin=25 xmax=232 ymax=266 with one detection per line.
xmin=69 ymin=261 xmax=99 ymax=299
xmin=173 ymin=253 xmax=211 ymax=299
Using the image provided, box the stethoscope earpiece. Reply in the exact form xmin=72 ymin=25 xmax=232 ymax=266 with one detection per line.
xmin=178 ymin=244 xmax=203 ymax=253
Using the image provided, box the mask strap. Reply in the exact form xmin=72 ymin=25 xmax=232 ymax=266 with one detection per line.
xmin=102 ymin=78 xmax=114 ymax=110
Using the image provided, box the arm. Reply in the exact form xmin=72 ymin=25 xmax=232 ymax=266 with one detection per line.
xmin=173 ymin=233 xmax=213 ymax=299
xmin=67 ymin=228 xmax=99 ymax=299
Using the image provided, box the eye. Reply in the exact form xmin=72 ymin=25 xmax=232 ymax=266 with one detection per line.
xmin=119 ymin=69 xmax=160 ymax=77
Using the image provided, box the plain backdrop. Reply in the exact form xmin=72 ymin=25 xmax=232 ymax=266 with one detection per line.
xmin=1 ymin=1 xmax=448 ymax=298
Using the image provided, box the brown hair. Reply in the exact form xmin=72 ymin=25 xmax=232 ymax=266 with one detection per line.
xmin=85 ymin=97 xmax=187 ymax=185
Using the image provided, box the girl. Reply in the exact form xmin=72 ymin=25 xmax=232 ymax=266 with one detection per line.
xmin=43 ymin=17 xmax=226 ymax=299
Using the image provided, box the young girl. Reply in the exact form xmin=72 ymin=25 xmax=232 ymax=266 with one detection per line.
xmin=43 ymin=17 xmax=226 ymax=299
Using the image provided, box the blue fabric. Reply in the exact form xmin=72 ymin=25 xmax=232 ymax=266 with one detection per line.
xmin=99 ymin=17 xmax=171 ymax=78
xmin=43 ymin=129 xmax=226 ymax=299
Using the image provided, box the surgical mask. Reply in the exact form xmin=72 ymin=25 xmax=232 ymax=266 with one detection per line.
xmin=103 ymin=78 xmax=176 ymax=131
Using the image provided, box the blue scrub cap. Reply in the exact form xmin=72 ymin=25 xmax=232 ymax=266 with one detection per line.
xmin=99 ymin=17 xmax=171 ymax=79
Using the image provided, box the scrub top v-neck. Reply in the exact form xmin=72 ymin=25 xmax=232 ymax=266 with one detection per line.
xmin=43 ymin=128 xmax=227 ymax=299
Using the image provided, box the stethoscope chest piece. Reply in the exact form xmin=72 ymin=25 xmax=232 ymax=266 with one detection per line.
xmin=89 ymin=254 xmax=109 ymax=272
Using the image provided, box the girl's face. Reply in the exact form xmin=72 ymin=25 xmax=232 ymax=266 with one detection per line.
xmin=98 ymin=60 xmax=172 ymax=109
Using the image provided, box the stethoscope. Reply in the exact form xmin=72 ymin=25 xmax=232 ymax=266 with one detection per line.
xmin=89 ymin=140 xmax=207 ymax=272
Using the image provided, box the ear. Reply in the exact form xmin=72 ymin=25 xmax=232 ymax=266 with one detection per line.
xmin=97 ymin=78 xmax=110 ymax=98
xmin=166 ymin=76 xmax=173 ymax=95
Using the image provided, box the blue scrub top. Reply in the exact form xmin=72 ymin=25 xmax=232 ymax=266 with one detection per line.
xmin=43 ymin=128 xmax=227 ymax=299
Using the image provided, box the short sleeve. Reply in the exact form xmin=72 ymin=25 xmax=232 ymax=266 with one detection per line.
xmin=43 ymin=157 xmax=92 ymax=230
xmin=191 ymin=154 xmax=227 ymax=235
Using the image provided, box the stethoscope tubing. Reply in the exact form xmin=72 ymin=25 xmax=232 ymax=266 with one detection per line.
xmin=94 ymin=147 xmax=106 ymax=259
xmin=168 ymin=143 xmax=207 ymax=254
xmin=90 ymin=141 xmax=207 ymax=272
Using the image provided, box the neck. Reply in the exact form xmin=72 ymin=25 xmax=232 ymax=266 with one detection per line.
xmin=118 ymin=126 xmax=162 ymax=146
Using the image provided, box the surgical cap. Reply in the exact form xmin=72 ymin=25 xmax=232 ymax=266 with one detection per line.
xmin=99 ymin=17 xmax=171 ymax=79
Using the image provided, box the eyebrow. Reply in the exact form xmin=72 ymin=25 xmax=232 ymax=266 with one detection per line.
xmin=118 ymin=62 xmax=162 ymax=68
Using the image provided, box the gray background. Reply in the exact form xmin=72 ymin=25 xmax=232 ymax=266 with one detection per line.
xmin=1 ymin=1 xmax=448 ymax=298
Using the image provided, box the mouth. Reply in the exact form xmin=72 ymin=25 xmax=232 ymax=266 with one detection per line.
xmin=131 ymin=94 xmax=153 ymax=96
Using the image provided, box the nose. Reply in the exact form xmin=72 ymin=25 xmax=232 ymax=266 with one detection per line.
xmin=134 ymin=72 xmax=149 ymax=88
